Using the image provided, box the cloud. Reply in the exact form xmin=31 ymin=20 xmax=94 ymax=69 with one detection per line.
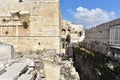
xmin=70 ymin=7 xmax=116 ymax=28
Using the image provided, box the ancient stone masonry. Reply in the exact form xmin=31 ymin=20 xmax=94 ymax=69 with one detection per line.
xmin=0 ymin=42 xmax=14 ymax=60
xmin=0 ymin=1 xmax=83 ymax=79
xmin=61 ymin=20 xmax=85 ymax=53
xmin=0 ymin=49 xmax=80 ymax=80
xmin=82 ymin=18 xmax=120 ymax=55
xmin=60 ymin=59 xmax=80 ymax=80
xmin=0 ymin=0 xmax=61 ymax=53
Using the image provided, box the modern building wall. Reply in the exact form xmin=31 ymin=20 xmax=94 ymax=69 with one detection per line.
xmin=0 ymin=0 xmax=61 ymax=53
xmin=82 ymin=18 xmax=120 ymax=54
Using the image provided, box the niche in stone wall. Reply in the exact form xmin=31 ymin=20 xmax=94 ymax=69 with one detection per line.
xmin=5 ymin=31 xmax=9 ymax=35
xmin=0 ymin=11 xmax=30 ymax=36
xmin=19 ymin=0 xmax=23 ymax=3
xmin=11 ymin=11 xmax=30 ymax=29
xmin=38 ymin=42 xmax=40 ymax=46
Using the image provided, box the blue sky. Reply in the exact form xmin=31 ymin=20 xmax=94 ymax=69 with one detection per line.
xmin=60 ymin=0 xmax=120 ymax=28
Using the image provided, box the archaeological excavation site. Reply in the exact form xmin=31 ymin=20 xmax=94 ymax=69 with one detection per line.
xmin=0 ymin=0 xmax=120 ymax=80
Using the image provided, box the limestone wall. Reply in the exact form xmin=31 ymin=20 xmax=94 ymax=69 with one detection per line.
xmin=61 ymin=20 xmax=85 ymax=53
xmin=0 ymin=0 xmax=61 ymax=53
xmin=0 ymin=42 xmax=14 ymax=60
xmin=83 ymin=18 xmax=120 ymax=54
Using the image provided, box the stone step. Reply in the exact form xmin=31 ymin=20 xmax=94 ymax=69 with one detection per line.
xmin=17 ymin=74 xmax=33 ymax=80
xmin=0 ymin=63 xmax=27 ymax=80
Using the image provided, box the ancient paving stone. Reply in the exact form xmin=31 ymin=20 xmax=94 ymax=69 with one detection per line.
xmin=0 ymin=63 xmax=27 ymax=80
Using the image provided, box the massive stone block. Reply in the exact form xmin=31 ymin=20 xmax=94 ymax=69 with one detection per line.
xmin=83 ymin=18 xmax=120 ymax=54
xmin=0 ymin=63 xmax=27 ymax=80
xmin=43 ymin=61 xmax=60 ymax=80
xmin=0 ymin=0 xmax=61 ymax=53
xmin=0 ymin=43 xmax=14 ymax=60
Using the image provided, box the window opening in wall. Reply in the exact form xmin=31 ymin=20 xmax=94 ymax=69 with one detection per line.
xmin=67 ymin=29 xmax=71 ymax=32
xmin=38 ymin=42 xmax=40 ymax=45
xmin=66 ymin=34 xmax=71 ymax=43
xmin=61 ymin=37 xmax=66 ymax=49
xmin=110 ymin=25 xmax=120 ymax=45
xmin=78 ymin=31 xmax=82 ymax=37
xmin=62 ymin=43 xmax=65 ymax=49
xmin=19 ymin=0 xmax=23 ymax=2
xmin=22 ymin=21 xmax=28 ymax=29
xmin=2 ymin=18 xmax=6 ymax=22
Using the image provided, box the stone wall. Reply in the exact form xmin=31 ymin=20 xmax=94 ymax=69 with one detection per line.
xmin=0 ymin=42 xmax=14 ymax=60
xmin=82 ymin=18 xmax=120 ymax=54
xmin=61 ymin=20 xmax=85 ymax=53
xmin=0 ymin=0 xmax=61 ymax=53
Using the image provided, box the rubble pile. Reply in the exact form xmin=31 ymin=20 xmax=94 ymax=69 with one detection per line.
xmin=60 ymin=59 xmax=80 ymax=80
xmin=0 ymin=50 xmax=80 ymax=80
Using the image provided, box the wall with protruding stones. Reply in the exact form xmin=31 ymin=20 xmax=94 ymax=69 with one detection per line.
xmin=0 ymin=0 xmax=61 ymax=53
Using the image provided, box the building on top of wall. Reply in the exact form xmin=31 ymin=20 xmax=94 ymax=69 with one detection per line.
xmin=70 ymin=24 xmax=85 ymax=43
xmin=61 ymin=20 xmax=85 ymax=53
xmin=0 ymin=0 xmax=61 ymax=53
xmin=83 ymin=18 xmax=120 ymax=59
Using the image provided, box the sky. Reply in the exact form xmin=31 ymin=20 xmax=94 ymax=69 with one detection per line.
xmin=60 ymin=0 xmax=120 ymax=28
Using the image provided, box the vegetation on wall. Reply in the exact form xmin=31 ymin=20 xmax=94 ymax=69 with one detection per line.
xmin=22 ymin=21 xmax=28 ymax=29
xmin=2 ymin=12 xmax=29 ymax=30
xmin=2 ymin=18 xmax=6 ymax=22
xmin=73 ymin=47 xmax=120 ymax=80
xmin=14 ymin=12 xmax=29 ymax=29
xmin=12 ymin=12 xmax=21 ymax=18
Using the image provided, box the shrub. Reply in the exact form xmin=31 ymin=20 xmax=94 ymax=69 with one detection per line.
xmin=2 ymin=18 xmax=6 ymax=22
xmin=14 ymin=12 xmax=20 ymax=18
xmin=22 ymin=21 xmax=28 ymax=29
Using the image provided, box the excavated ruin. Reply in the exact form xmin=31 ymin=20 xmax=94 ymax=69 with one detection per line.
xmin=72 ymin=47 xmax=120 ymax=80
xmin=0 ymin=49 xmax=80 ymax=80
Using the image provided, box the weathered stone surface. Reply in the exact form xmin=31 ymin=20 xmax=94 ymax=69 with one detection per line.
xmin=0 ymin=0 xmax=61 ymax=53
xmin=43 ymin=61 xmax=60 ymax=80
xmin=0 ymin=42 xmax=14 ymax=60
xmin=0 ymin=63 xmax=27 ymax=80
xmin=17 ymin=74 xmax=33 ymax=80
xmin=0 ymin=50 xmax=80 ymax=80
xmin=0 ymin=68 xmax=6 ymax=75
